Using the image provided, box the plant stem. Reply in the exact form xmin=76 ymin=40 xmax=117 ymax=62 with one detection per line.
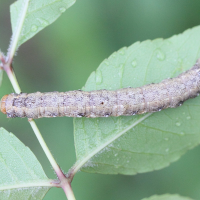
xmin=29 ymin=120 xmax=62 ymax=174
xmin=0 ymin=51 xmax=5 ymax=67
xmin=62 ymin=181 xmax=76 ymax=200
xmin=29 ymin=119 xmax=76 ymax=199
xmin=6 ymin=67 xmax=21 ymax=93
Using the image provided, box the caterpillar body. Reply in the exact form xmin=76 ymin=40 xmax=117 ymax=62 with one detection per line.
xmin=1 ymin=60 xmax=200 ymax=119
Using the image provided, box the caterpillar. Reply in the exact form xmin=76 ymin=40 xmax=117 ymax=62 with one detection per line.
xmin=1 ymin=59 xmax=200 ymax=119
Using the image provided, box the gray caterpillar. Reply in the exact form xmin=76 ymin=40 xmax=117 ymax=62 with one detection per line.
xmin=1 ymin=59 xmax=200 ymax=119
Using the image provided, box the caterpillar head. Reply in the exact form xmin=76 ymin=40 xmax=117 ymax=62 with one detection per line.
xmin=0 ymin=95 xmax=8 ymax=114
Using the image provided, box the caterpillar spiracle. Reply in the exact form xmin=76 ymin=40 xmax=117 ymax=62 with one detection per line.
xmin=1 ymin=59 xmax=200 ymax=119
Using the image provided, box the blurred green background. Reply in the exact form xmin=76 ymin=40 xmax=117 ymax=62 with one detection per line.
xmin=1 ymin=0 xmax=200 ymax=199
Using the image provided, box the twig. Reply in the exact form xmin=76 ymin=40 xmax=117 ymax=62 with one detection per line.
xmin=0 ymin=51 xmax=5 ymax=65
xmin=29 ymin=120 xmax=76 ymax=200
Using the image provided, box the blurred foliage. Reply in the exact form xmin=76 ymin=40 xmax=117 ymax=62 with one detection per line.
xmin=1 ymin=0 xmax=200 ymax=200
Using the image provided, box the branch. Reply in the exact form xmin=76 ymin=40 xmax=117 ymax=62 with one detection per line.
xmin=29 ymin=120 xmax=76 ymax=199
xmin=0 ymin=51 xmax=5 ymax=65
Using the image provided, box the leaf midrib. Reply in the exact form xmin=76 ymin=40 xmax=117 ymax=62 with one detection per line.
xmin=0 ymin=180 xmax=52 ymax=191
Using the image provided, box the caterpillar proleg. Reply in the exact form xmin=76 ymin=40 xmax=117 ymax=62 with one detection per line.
xmin=1 ymin=59 xmax=200 ymax=119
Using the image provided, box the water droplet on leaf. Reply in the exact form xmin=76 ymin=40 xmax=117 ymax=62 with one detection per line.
xmin=131 ymin=59 xmax=137 ymax=68
xmin=37 ymin=18 xmax=49 ymax=27
xmin=118 ymin=47 xmax=126 ymax=55
xmin=31 ymin=25 xmax=38 ymax=32
xmin=156 ymin=49 xmax=165 ymax=61
xmin=112 ymin=52 xmax=117 ymax=58
xmin=186 ymin=116 xmax=191 ymax=120
xmin=180 ymin=132 xmax=185 ymax=136
xmin=60 ymin=7 xmax=66 ymax=13
xmin=96 ymin=70 xmax=103 ymax=84
xmin=176 ymin=122 xmax=181 ymax=126
xmin=104 ymin=60 xmax=109 ymax=65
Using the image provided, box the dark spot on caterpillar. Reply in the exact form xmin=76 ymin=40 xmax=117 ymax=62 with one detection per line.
xmin=100 ymin=102 xmax=104 ymax=105
xmin=104 ymin=113 xmax=111 ymax=117
xmin=46 ymin=112 xmax=54 ymax=117
xmin=13 ymin=98 xmax=23 ymax=107
xmin=132 ymin=111 xmax=138 ymax=115
xmin=157 ymin=106 xmax=164 ymax=111
xmin=178 ymin=101 xmax=184 ymax=106
xmin=77 ymin=113 xmax=85 ymax=117
xmin=7 ymin=113 xmax=12 ymax=118
xmin=7 ymin=110 xmax=16 ymax=118
xmin=12 ymin=98 xmax=16 ymax=106
xmin=24 ymin=96 xmax=36 ymax=108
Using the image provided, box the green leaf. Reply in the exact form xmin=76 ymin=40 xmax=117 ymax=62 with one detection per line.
xmin=0 ymin=128 xmax=52 ymax=199
xmin=10 ymin=0 xmax=76 ymax=47
xmin=74 ymin=26 xmax=200 ymax=174
xmin=142 ymin=194 xmax=193 ymax=200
